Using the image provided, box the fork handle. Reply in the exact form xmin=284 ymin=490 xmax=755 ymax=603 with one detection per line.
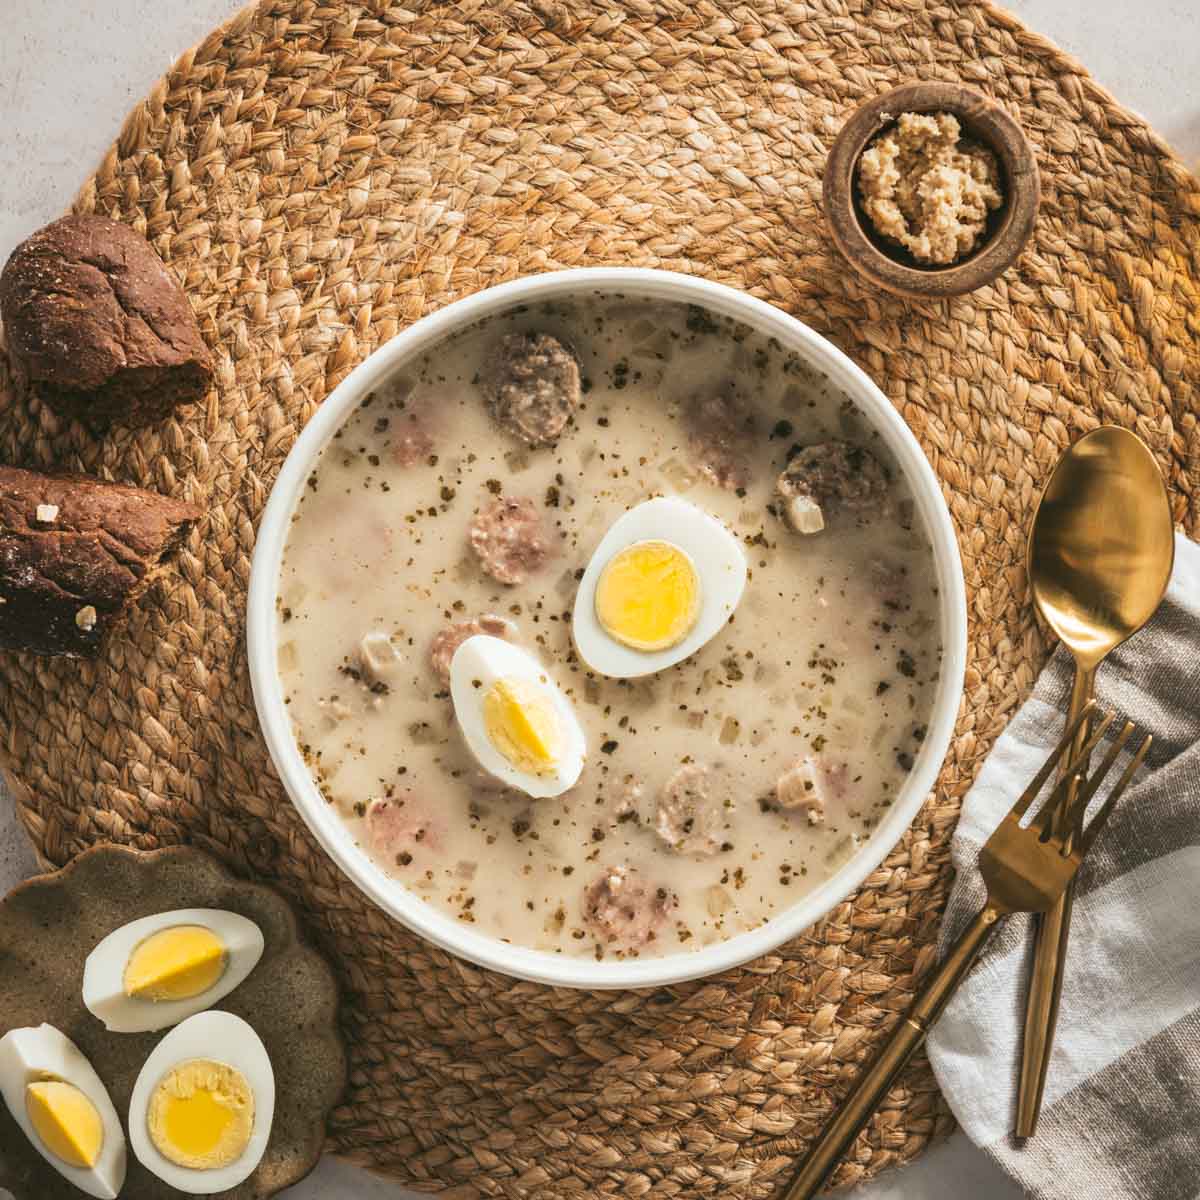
xmin=781 ymin=904 xmax=1003 ymax=1200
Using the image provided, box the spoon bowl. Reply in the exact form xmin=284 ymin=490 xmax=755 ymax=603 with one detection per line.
xmin=1029 ymin=426 xmax=1174 ymax=668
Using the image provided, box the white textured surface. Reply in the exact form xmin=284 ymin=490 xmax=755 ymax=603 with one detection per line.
xmin=0 ymin=2 xmax=1196 ymax=1198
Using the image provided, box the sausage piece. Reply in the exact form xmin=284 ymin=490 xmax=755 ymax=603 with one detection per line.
xmin=485 ymin=332 xmax=580 ymax=446
xmin=428 ymin=613 xmax=517 ymax=684
xmin=685 ymin=393 xmax=754 ymax=491
xmin=390 ymin=415 xmax=435 ymax=467
xmin=468 ymin=496 xmax=553 ymax=585
xmin=582 ymin=866 xmax=673 ymax=948
xmin=365 ymin=795 xmax=441 ymax=862
xmin=775 ymin=440 xmax=889 ymax=534
xmin=655 ymin=763 xmax=733 ymax=857
xmin=775 ymin=755 xmax=850 ymax=824
xmin=368 ymin=386 xmax=437 ymax=466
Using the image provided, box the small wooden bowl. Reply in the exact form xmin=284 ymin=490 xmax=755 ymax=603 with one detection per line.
xmin=823 ymin=82 xmax=1040 ymax=299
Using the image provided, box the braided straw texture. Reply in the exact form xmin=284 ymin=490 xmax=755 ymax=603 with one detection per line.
xmin=1 ymin=1 xmax=1197 ymax=1194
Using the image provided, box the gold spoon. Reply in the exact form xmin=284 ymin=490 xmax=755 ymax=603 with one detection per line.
xmin=1017 ymin=425 xmax=1173 ymax=1137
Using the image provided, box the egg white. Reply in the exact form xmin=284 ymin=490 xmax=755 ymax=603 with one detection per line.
xmin=82 ymin=908 xmax=265 ymax=1033
xmin=572 ymin=496 xmax=748 ymax=678
xmin=449 ymin=635 xmax=586 ymax=798
xmin=0 ymin=1024 xmax=126 ymax=1200
xmin=128 ymin=1010 xmax=275 ymax=1195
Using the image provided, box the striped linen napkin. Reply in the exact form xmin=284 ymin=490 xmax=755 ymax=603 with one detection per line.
xmin=926 ymin=533 xmax=1200 ymax=1200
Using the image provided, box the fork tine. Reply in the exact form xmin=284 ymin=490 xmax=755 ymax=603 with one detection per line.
xmin=1023 ymin=707 xmax=1116 ymax=831
xmin=1059 ymin=709 xmax=1117 ymax=782
xmin=1010 ymin=700 xmax=1100 ymax=821
xmin=1064 ymin=720 xmax=1137 ymax=828
xmin=1032 ymin=712 xmax=1123 ymax=838
xmin=1080 ymin=732 xmax=1152 ymax=854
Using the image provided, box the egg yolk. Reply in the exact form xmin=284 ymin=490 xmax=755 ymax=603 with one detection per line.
xmin=25 ymin=1079 xmax=104 ymax=1168
xmin=124 ymin=925 xmax=227 ymax=1002
xmin=595 ymin=539 xmax=701 ymax=651
xmin=147 ymin=1059 xmax=254 ymax=1171
xmin=482 ymin=678 xmax=562 ymax=775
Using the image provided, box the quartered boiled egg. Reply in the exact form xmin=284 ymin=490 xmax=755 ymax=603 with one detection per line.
xmin=573 ymin=496 xmax=747 ymax=678
xmin=128 ymin=1010 xmax=275 ymax=1195
xmin=449 ymin=635 xmax=586 ymax=798
xmin=83 ymin=909 xmax=264 ymax=1033
xmin=0 ymin=1024 xmax=126 ymax=1200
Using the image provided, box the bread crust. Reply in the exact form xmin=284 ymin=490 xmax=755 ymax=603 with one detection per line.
xmin=0 ymin=466 xmax=201 ymax=657
xmin=0 ymin=214 xmax=212 ymax=427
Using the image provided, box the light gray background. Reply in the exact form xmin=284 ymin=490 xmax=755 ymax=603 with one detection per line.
xmin=1 ymin=2 xmax=1196 ymax=1197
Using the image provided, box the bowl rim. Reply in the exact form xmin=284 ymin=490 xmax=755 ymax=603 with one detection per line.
xmin=247 ymin=266 xmax=968 ymax=990
xmin=823 ymin=81 xmax=1041 ymax=298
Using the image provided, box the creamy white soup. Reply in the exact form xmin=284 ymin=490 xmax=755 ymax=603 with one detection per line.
xmin=276 ymin=295 xmax=942 ymax=960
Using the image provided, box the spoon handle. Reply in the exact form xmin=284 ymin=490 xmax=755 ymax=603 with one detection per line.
xmin=1016 ymin=663 xmax=1094 ymax=1137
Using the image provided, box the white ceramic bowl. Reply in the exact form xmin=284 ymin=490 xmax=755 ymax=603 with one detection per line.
xmin=248 ymin=268 xmax=967 ymax=990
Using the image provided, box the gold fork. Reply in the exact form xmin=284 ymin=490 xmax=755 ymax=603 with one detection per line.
xmin=781 ymin=701 xmax=1151 ymax=1199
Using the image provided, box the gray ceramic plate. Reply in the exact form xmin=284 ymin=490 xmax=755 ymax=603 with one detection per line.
xmin=0 ymin=844 xmax=345 ymax=1200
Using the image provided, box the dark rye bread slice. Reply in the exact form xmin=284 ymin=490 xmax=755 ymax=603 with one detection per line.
xmin=0 ymin=466 xmax=201 ymax=657
xmin=0 ymin=214 xmax=212 ymax=428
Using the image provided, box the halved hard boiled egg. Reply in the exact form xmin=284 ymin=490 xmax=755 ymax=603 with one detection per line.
xmin=573 ymin=497 xmax=747 ymax=678
xmin=83 ymin=909 xmax=264 ymax=1033
xmin=128 ymin=1010 xmax=275 ymax=1195
xmin=0 ymin=1024 xmax=126 ymax=1200
xmin=450 ymin=635 xmax=586 ymax=798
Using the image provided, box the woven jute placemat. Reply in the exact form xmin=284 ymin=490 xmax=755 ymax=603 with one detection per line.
xmin=1 ymin=1 xmax=1197 ymax=1194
